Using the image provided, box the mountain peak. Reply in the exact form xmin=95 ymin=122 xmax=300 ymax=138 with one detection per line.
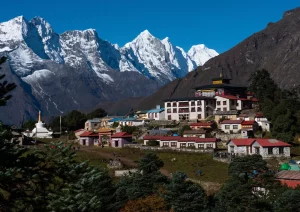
xmin=162 ymin=37 xmax=170 ymax=42
xmin=190 ymin=44 xmax=206 ymax=50
xmin=188 ymin=44 xmax=219 ymax=66
xmin=139 ymin=29 xmax=152 ymax=37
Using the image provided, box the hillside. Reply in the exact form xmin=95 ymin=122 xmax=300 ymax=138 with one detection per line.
xmin=138 ymin=7 xmax=300 ymax=110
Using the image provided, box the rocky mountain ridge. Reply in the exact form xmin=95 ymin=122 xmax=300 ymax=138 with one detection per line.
xmin=0 ymin=16 xmax=218 ymax=124
xmin=137 ymin=7 xmax=300 ymax=111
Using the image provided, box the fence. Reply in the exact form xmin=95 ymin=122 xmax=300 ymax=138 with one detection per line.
xmin=123 ymin=144 xmax=214 ymax=154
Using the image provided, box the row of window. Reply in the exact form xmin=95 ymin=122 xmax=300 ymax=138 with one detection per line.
xmin=167 ymin=114 xmax=202 ymax=120
xmin=148 ymin=113 xmax=158 ymax=118
xmin=162 ymin=142 xmax=213 ymax=148
xmin=166 ymin=100 xmax=215 ymax=108
xmin=216 ymin=100 xmax=240 ymax=107
xmin=230 ymin=146 xmax=284 ymax=155
xmin=225 ymin=125 xmax=239 ymax=129
xmin=167 ymin=107 xmax=203 ymax=113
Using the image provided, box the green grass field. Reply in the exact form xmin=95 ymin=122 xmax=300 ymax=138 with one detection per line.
xmin=76 ymin=147 xmax=229 ymax=184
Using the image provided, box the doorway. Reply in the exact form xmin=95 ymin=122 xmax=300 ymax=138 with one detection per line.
xmin=115 ymin=140 xmax=119 ymax=147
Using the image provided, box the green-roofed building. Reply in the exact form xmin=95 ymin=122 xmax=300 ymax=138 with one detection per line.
xmin=280 ymin=163 xmax=291 ymax=170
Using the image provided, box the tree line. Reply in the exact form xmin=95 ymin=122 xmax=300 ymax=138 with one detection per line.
xmin=248 ymin=69 xmax=300 ymax=142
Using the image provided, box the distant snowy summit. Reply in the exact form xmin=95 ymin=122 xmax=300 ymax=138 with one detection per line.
xmin=0 ymin=16 xmax=218 ymax=84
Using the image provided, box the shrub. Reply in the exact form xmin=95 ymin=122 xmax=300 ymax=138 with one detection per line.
xmin=148 ymin=140 xmax=159 ymax=146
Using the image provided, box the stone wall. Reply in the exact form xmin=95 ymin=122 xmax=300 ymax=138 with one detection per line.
xmin=215 ymin=132 xmax=242 ymax=141
xmin=124 ymin=144 xmax=214 ymax=154
xmin=115 ymin=169 xmax=138 ymax=177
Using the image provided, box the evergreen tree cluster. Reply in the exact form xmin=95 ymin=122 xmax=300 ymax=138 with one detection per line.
xmin=0 ymin=137 xmax=299 ymax=212
xmin=248 ymin=69 xmax=300 ymax=142
xmin=49 ymin=108 xmax=107 ymax=132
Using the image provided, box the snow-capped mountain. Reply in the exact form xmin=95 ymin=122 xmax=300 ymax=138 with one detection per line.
xmin=188 ymin=44 xmax=219 ymax=66
xmin=0 ymin=16 xmax=218 ymax=124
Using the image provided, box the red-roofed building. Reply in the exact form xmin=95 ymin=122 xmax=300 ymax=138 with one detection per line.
xmin=227 ymin=138 xmax=291 ymax=158
xmin=241 ymin=120 xmax=259 ymax=138
xmin=220 ymin=120 xmax=243 ymax=133
xmin=74 ymin=129 xmax=86 ymax=139
xmin=190 ymin=122 xmax=217 ymax=130
xmin=79 ymin=131 xmax=100 ymax=146
xmin=111 ymin=132 xmax=133 ymax=148
xmin=143 ymin=135 xmax=217 ymax=150
xmin=255 ymin=113 xmax=271 ymax=132
xmin=276 ymin=170 xmax=300 ymax=188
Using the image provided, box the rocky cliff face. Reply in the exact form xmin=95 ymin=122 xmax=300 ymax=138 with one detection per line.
xmin=0 ymin=16 xmax=217 ymax=125
xmin=138 ymin=7 xmax=300 ymax=110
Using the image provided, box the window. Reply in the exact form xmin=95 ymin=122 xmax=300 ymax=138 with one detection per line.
xmin=173 ymin=102 xmax=177 ymax=107
xmin=173 ymin=108 xmax=177 ymax=113
xmin=198 ymin=144 xmax=204 ymax=149
xmin=268 ymin=148 xmax=273 ymax=155
xmin=233 ymin=125 xmax=238 ymax=129
xmin=168 ymin=115 xmax=171 ymax=120
xmin=279 ymin=147 xmax=284 ymax=154
xmin=223 ymin=101 xmax=227 ymax=105
xmin=167 ymin=103 xmax=171 ymax=107
xmin=206 ymin=144 xmax=213 ymax=149
xmin=191 ymin=107 xmax=195 ymax=112
xmin=167 ymin=109 xmax=171 ymax=113
xmin=163 ymin=142 xmax=169 ymax=147
xmin=198 ymin=114 xmax=202 ymax=119
xmin=197 ymin=101 xmax=202 ymax=105
xmin=197 ymin=107 xmax=202 ymax=112
xmin=223 ymin=108 xmax=227 ymax=111
xmin=225 ymin=125 xmax=230 ymax=129
xmin=178 ymin=102 xmax=189 ymax=107
xmin=217 ymin=101 xmax=221 ymax=105
xmin=171 ymin=142 xmax=177 ymax=147
xmin=255 ymin=147 xmax=260 ymax=154
xmin=155 ymin=113 xmax=157 ymax=118
xmin=180 ymin=143 xmax=186 ymax=148
xmin=188 ymin=143 xmax=195 ymax=147
xmin=191 ymin=102 xmax=195 ymax=106
xmin=230 ymin=146 xmax=234 ymax=153
xmin=179 ymin=114 xmax=189 ymax=120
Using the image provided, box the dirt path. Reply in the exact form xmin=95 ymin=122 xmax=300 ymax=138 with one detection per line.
xmin=80 ymin=147 xmax=171 ymax=176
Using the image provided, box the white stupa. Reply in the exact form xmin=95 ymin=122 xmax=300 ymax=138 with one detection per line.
xmin=23 ymin=111 xmax=53 ymax=138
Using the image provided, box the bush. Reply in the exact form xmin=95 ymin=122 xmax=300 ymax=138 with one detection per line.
xmin=147 ymin=140 xmax=159 ymax=146
xmin=187 ymin=145 xmax=195 ymax=149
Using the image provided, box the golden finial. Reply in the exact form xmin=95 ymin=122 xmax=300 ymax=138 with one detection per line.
xmin=38 ymin=111 xmax=41 ymax=122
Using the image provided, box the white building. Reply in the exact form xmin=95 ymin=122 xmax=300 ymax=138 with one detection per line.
xmin=164 ymin=97 xmax=215 ymax=121
xmin=215 ymin=95 xmax=249 ymax=111
xmin=255 ymin=113 xmax=271 ymax=132
xmin=23 ymin=111 xmax=53 ymax=138
xmin=143 ymin=135 xmax=217 ymax=149
xmin=146 ymin=105 xmax=165 ymax=120
xmin=220 ymin=120 xmax=243 ymax=133
xmin=118 ymin=118 xmax=144 ymax=126
xmin=227 ymin=139 xmax=291 ymax=158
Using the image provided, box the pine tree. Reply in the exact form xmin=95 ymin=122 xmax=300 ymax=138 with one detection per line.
xmin=165 ymin=172 xmax=207 ymax=212
xmin=0 ymin=56 xmax=16 ymax=106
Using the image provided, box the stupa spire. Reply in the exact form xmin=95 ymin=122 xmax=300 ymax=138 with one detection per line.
xmin=38 ymin=111 xmax=41 ymax=122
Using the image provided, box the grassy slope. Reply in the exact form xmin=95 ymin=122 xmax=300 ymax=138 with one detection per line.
xmin=76 ymin=147 xmax=228 ymax=184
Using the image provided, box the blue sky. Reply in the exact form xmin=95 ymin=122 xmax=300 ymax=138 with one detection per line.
xmin=1 ymin=0 xmax=299 ymax=53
